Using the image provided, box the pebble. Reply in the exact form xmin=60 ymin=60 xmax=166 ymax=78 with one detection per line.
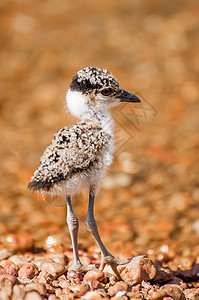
xmin=108 ymin=281 xmax=128 ymax=297
xmin=52 ymin=279 xmax=59 ymax=288
xmin=18 ymin=263 xmax=38 ymax=279
xmin=0 ymin=273 xmax=18 ymax=286
xmin=46 ymin=253 xmax=68 ymax=265
xmin=58 ymin=279 xmax=70 ymax=289
xmin=127 ymin=286 xmax=143 ymax=299
xmin=83 ymin=269 xmax=105 ymax=282
xmin=121 ymin=256 xmax=157 ymax=285
xmin=153 ymin=266 xmax=173 ymax=283
xmin=24 ymin=283 xmax=47 ymax=296
xmin=70 ymin=282 xmax=90 ymax=297
xmin=67 ymin=270 xmax=83 ymax=283
xmin=0 ymin=277 xmax=13 ymax=298
xmin=84 ymin=278 xmax=104 ymax=291
xmin=82 ymin=290 xmax=103 ymax=299
xmin=36 ymin=271 xmax=55 ymax=284
xmin=24 ymin=291 xmax=43 ymax=300
xmin=184 ymin=288 xmax=199 ymax=299
xmin=34 ymin=258 xmax=55 ymax=269
xmin=175 ymin=264 xmax=199 ymax=281
xmin=167 ymin=276 xmax=183 ymax=286
xmin=48 ymin=295 xmax=60 ymax=300
xmin=1 ymin=259 xmax=18 ymax=269
xmin=150 ymin=284 xmax=186 ymax=300
xmin=112 ymin=295 xmax=128 ymax=300
xmin=12 ymin=284 xmax=25 ymax=300
xmin=45 ymin=283 xmax=55 ymax=294
xmin=40 ymin=261 xmax=66 ymax=278
xmin=9 ymin=254 xmax=34 ymax=267
xmin=80 ymin=255 xmax=93 ymax=266
xmin=3 ymin=261 xmax=18 ymax=277
xmin=0 ymin=249 xmax=16 ymax=260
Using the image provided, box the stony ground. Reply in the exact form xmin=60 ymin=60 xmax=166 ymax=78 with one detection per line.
xmin=0 ymin=0 xmax=199 ymax=299
xmin=0 ymin=247 xmax=199 ymax=299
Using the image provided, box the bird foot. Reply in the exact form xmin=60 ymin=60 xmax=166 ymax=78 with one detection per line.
xmin=99 ymin=255 xmax=133 ymax=278
xmin=68 ymin=262 xmax=97 ymax=273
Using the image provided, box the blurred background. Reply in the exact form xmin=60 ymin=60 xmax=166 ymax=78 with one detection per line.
xmin=0 ymin=0 xmax=199 ymax=262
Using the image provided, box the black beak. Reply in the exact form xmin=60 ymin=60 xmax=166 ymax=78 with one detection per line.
xmin=118 ymin=89 xmax=141 ymax=103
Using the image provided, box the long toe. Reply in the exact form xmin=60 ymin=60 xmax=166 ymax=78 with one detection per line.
xmin=69 ymin=262 xmax=97 ymax=273
xmin=99 ymin=255 xmax=133 ymax=272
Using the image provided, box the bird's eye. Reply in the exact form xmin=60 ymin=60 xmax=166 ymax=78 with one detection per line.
xmin=101 ymin=88 xmax=113 ymax=96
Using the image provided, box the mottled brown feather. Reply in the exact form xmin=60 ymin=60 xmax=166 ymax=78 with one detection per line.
xmin=28 ymin=121 xmax=110 ymax=193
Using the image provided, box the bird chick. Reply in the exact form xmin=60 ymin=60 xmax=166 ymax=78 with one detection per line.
xmin=28 ymin=67 xmax=141 ymax=273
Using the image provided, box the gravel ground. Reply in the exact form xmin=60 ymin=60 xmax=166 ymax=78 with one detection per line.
xmin=0 ymin=248 xmax=199 ymax=299
xmin=0 ymin=0 xmax=199 ymax=299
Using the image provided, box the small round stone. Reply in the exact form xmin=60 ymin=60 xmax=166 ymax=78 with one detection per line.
xmin=18 ymin=263 xmax=38 ymax=279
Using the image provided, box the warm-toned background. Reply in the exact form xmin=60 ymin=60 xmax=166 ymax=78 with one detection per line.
xmin=0 ymin=0 xmax=199 ymax=262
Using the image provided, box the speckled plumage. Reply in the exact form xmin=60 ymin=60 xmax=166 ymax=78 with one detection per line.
xmin=70 ymin=67 xmax=122 ymax=96
xmin=28 ymin=121 xmax=110 ymax=195
xmin=28 ymin=67 xmax=141 ymax=273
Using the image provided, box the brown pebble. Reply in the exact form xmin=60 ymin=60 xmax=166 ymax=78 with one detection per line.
xmin=45 ymin=283 xmax=55 ymax=294
xmin=108 ymin=281 xmax=128 ymax=297
xmin=82 ymin=290 xmax=103 ymax=299
xmin=184 ymin=288 xmax=199 ymax=299
xmin=70 ymin=282 xmax=90 ymax=297
xmin=58 ymin=274 xmax=67 ymax=281
xmin=112 ymin=295 xmax=128 ymax=300
xmin=80 ymin=255 xmax=92 ymax=266
xmin=121 ymin=256 xmax=157 ymax=285
xmin=18 ymin=263 xmax=38 ymax=279
xmin=83 ymin=269 xmax=105 ymax=282
xmin=0 ymin=273 xmax=17 ymax=286
xmin=142 ymin=280 xmax=154 ymax=292
xmin=150 ymin=289 xmax=168 ymax=300
xmin=167 ymin=276 xmax=183 ymax=286
xmin=24 ymin=283 xmax=47 ymax=296
xmin=127 ymin=289 xmax=144 ymax=299
xmin=67 ymin=270 xmax=83 ymax=283
xmin=3 ymin=262 xmax=18 ymax=277
xmin=84 ymin=278 xmax=104 ymax=291
xmin=9 ymin=254 xmax=34 ymax=267
xmin=52 ymin=279 xmax=59 ymax=288
xmin=12 ymin=284 xmax=25 ymax=300
xmin=40 ymin=261 xmax=66 ymax=278
xmin=46 ymin=253 xmax=69 ymax=266
xmin=34 ymin=258 xmax=54 ymax=269
xmin=150 ymin=284 xmax=186 ymax=300
xmin=58 ymin=279 xmax=70 ymax=289
xmin=24 ymin=291 xmax=42 ymax=300
xmin=153 ymin=266 xmax=173 ymax=283
xmin=0 ymin=277 xmax=13 ymax=298
xmin=36 ymin=271 xmax=55 ymax=284
xmin=48 ymin=295 xmax=60 ymax=300
xmin=175 ymin=264 xmax=199 ymax=281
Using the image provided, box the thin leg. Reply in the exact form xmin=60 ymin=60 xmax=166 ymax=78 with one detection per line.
xmin=66 ymin=196 xmax=96 ymax=272
xmin=85 ymin=188 xmax=132 ymax=274
xmin=66 ymin=195 xmax=82 ymax=270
